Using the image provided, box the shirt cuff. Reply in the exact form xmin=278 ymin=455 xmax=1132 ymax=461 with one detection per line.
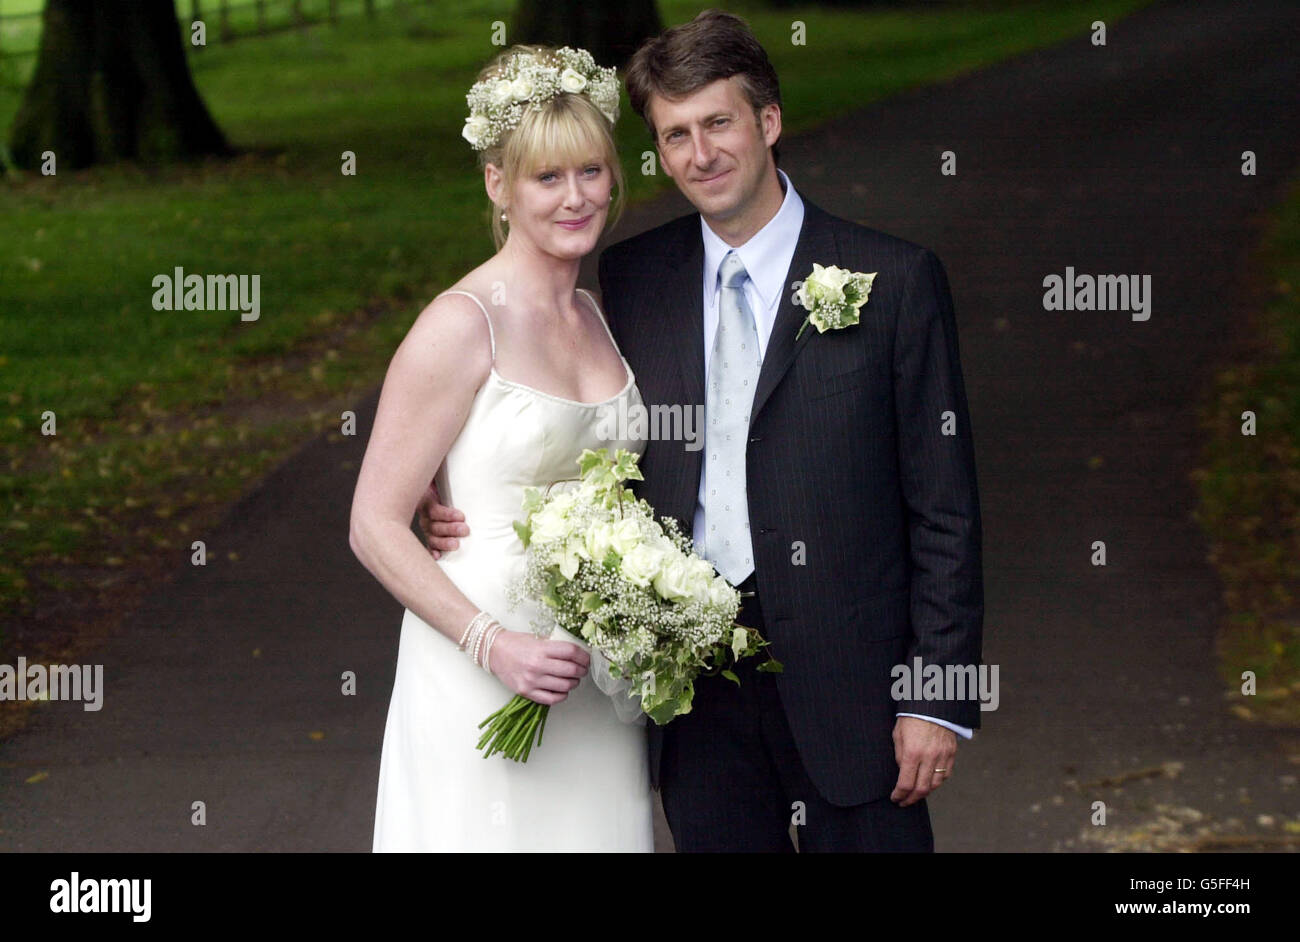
xmin=896 ymin=712 xmax=973 ymax=740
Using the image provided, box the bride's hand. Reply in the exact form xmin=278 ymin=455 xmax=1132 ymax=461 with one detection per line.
xmin=487 ymin=631 xmax=590 ymax=705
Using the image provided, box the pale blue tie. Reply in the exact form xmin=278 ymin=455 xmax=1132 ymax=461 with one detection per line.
xmin=702 ymin=251 xmax=760 ymax=585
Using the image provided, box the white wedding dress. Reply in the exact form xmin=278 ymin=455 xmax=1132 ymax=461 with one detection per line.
xmin=372 ymin=288 xmax=653 ymax=852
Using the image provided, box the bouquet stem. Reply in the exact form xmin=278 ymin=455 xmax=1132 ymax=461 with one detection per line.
xmin=477 ymin=695 xmax=550 ymax=762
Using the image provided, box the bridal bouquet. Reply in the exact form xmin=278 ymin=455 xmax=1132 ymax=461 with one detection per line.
xmin=476 ymin=448 xmax=781 ymax=761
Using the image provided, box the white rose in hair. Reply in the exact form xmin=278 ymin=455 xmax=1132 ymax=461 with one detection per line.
xmin=510 ymin=76 xmax=533 ymax=101
xmin=559 ymin=68 xmax=588 ymax=93
xmin=491 ymin=79 xmax=513 ymax=105
xmin=461 ymin=115 xmax=490 ymax=147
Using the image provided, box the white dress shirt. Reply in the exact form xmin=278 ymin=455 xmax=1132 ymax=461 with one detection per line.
xmin=691 ymin=169 xmax=973 ymax=741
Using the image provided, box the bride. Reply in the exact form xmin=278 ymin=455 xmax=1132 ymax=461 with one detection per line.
xmin=348 ymin=46 xmax=653 ymax=851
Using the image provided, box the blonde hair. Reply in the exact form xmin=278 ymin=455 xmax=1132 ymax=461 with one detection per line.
xmin=472 ymin=45 xmax=625 ymax=250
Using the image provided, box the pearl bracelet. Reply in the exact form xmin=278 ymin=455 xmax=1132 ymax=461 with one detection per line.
xmin=459 ymin=611 xmax=494 ymax=651
xmin=480 ymin=623 xmax=505 ymax=673
xmin=471 ymin=618 xmax=489 ymax=666
xmin=459 ymin=611 xmax=508 ymax=672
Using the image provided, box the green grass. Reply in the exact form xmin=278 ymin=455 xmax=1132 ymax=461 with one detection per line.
xmin=0 ymin=0 xmax=1159 ymax=655
xmin=1193 ymin=173 xmax=1300 ymax=726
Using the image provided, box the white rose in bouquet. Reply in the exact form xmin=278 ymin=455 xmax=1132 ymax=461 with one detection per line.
xmin=708 ymin=574 xmax=737 ymax=609
xmin=652 ymin=555 xmax=694 ymax=602
xmin=619 ymin=543 xmax=663 ymax=588
xmin=530 ymin=500 xmax=571 ymax=543
xmin=607 ymin=517 xmax=641 ymax=556
xmin=581 ymin=521 xmax=612 ymax=562
xmin=583 ymin=517 xmax=639 ymax=563
xmin=558 ymin=535 xmax=586 ymax=579
xmin=685 ymin=557 xmax=719 ymax=603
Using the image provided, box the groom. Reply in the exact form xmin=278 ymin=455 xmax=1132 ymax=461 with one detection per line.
xmin=427 ymin=10 xmax=984 ymax=852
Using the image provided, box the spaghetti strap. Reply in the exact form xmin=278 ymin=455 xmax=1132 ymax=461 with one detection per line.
xmin=435 ymin=290 xmax=496 ymax=364
xmin=577 ymin=288 xmax=622 ymax=358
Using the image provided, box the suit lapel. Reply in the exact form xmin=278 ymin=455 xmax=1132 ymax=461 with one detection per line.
xmin=658 ymin=198 xmax=838 ymax=430
xmin=636 ymin=223 xmax=705 ymax=528
xmin=749 ymin=199 xmax=838 ymax=426
xmin=668 ymin=230 xmax=706 ymax=409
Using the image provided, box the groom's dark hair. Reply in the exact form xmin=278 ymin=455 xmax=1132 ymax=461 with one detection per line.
xmin=624 ymin=9 xmax=782 ymax=164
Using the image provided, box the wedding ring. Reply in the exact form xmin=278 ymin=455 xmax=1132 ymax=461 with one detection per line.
xmin=933 ymin=768 xmax=947 ymax=773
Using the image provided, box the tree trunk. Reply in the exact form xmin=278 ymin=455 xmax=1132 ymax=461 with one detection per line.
xmin=9 ymin=0 xmax=230 ymax=170
xmin=510 ymin=0 xmax=662 ymax=70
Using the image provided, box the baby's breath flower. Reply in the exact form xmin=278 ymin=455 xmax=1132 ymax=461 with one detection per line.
xmin=462 ymin=46 xmax=619 ymax=152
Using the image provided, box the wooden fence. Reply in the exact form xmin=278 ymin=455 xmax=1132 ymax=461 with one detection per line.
xmin=0 ymin=0 xmax=436 ymax=87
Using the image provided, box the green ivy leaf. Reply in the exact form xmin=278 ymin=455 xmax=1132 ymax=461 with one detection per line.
xmin=542 ymin=571 xmax=563 ymax=608
xmin=647 ymin=696 xmax=683 ymax=725
xmin=512 ymin=520 xmax=531 ymax=547
xmin=578 ymin=448 xmax=611 ymax=477
xmin=520 ymin=486 xmax=543 ymax=515
xmin=612 ymin=448 xmax=644 ymax=482
xmin=731 ymin=627 xmax=748 ymax=663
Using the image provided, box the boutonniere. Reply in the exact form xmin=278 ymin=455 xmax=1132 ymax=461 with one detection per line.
xmin=792 ymin=263 xmax=878 ymax=340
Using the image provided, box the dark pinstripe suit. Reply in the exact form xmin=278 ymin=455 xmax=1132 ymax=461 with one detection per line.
xmin=598 ymin=197 xmax=984 ymax=847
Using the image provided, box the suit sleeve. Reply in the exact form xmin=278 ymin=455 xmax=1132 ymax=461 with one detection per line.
xmin=891 ymin=248 xmax=986 ymax=728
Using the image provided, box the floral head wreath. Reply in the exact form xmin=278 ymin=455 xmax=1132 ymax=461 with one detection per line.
xmin=461 ymin=46 xmax=620 ymax=152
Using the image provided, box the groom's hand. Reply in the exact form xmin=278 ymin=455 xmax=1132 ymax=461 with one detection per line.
xmin=416 ymin=478 xmax=469 ymax=559
xmin=890 ymin=716 xmax=957 ymax=807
